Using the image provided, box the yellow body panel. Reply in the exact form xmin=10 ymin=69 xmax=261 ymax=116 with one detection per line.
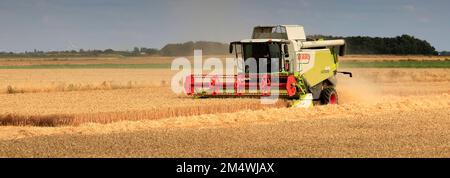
xmin=302 ymin=49 xmax=337 ymax=86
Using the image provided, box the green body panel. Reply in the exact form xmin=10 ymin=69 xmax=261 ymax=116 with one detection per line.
xmin=292 ymin=72 xmax=307 ymax=95
xmin=301 ymin=50 xmax=337 ymax=87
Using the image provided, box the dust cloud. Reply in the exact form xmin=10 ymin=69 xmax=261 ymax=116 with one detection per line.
xmin=337 ymin=73 xmax=383 ymax=105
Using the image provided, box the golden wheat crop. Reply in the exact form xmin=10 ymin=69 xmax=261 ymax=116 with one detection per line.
xmin=0 ymin=64 xmax=290 ymax=127
xmin=0 ymin=69 xmax=174 ymax=94
xmin=0 ymin=67 xmax=448 ymax=127
xmin=0 ymin=61 xmax=449 ymax=157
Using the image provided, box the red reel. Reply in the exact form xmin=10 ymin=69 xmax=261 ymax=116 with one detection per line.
xmin=209 ymin=75 xmax=219 ymax=96
xmin=184 ymin=75 xmax=194 ymax=95
xmin=286 ymin=75 xmax=297 ymax=97
xmin=234 ymin=74 xmax=245 ymax=96
xmin=260 ymin=74 xmax=271 ymax=96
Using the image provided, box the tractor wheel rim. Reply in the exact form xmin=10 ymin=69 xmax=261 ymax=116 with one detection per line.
xmin=330 ymin=93 xmax=337 ymax=104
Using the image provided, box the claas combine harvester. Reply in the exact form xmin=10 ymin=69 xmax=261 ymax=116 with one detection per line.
xmin=185 ymin=25 xmax=352 ymax=107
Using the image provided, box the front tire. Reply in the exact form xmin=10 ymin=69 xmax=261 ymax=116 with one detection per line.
xmin=320 ymin=87 xmax=338 ymax=105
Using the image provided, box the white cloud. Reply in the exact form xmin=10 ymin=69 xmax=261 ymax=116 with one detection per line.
xmin=418 ymin=17 xmax=430 ymax=23
xmin=402 ymin=4 xmax=416 ymax=12
xmin=41 ymin=15 xmax=49 ymax=24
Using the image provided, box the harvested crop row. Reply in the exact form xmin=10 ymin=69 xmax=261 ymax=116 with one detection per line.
xmin=0 ymin=100 xmax=288 ymax=127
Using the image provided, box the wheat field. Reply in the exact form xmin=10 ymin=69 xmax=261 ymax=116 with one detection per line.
xmin=1 ymin=68 xmax=448 ymax=127
xmin=0 ymin=69 xmax=290 ymax=126
xmin=0 ymin=56 xmax=449 ymax=157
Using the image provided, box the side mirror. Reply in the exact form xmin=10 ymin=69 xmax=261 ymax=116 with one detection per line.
xmin=229 ymin=43 xmax=234 ymax=54
xmin=283 ymin=44 xmax=289 ymax=57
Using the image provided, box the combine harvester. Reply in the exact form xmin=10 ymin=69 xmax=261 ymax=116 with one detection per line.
xmin=185 ymin=25 xmax=352 ymax=107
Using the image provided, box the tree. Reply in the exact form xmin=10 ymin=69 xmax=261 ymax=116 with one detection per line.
xmin=160 ymin=41 xmax=228 ymax=56
xmin=104 ymin=49 xmax=114 ymax=53
xmin=309 ymin=34 xmax=437 ymax=55
xmin=133 ymin=47 xmax=140 ymax=53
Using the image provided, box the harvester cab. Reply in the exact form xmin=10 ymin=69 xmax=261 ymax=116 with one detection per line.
xmin=185 ymin=25 xmax=352 ymax=107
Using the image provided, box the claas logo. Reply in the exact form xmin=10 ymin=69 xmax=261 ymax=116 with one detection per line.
xmin=298 ymin=53 xmax=310 ymax=63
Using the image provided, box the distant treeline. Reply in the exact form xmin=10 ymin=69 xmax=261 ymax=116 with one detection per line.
xmin=0 ymin=41 xmax=227 ymax=58
xmin=160 ymin=41 xmax=228 ymax=56
xmin=439 ymin=51 xmax=450 ymax=56
xmin=158 ymin=36 xmax=439 ymax=56
xmin=309 ymin=34 xmax=438 ymax=55
xmin=0 ymin=35 xmax=442 ymax=57
xmin=0 ymin=47 xmax=160 ymax=58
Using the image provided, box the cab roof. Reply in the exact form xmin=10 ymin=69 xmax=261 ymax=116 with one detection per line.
xmin=238 ymin=39 xmax=290 ymax=43
xmin=252 ymin=25 xmax=306 ymax=41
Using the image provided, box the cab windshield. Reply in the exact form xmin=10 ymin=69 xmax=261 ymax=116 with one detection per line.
xmin=242 ymin=42 xmax=282 ymax=73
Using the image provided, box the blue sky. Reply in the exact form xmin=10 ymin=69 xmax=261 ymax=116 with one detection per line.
xmin=0 ymin=0 xmax=449 ymax=52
